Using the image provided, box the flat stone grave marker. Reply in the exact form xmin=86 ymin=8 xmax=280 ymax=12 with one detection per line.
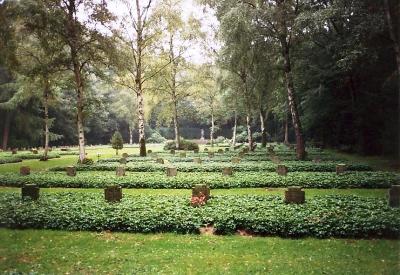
xmin=21 ymin=184 xmax=39 ymax=200
xmin=208 ymin=152 xmax=214 ymax=158
xmin=104 ymin=186 xmax=122 ymax=202
xmin=116 ymin=166 xmax=126 ymax=176
xmin=156 ymin=158 xmax=164 ymax=164
xmin=389 ymin=185 xmax=400 ymax=207
xmin=193 ymin=149 xmax=199 ymax=154
xmin=193 ymin=157 xmax=202 ymax=164
xmin=179 ymin=152 xmax=186 ymax=158
xmin=276 ymin=164 xmax=288 ymax=176
xmin=218 ymin=149 xmax=224 ymax=153
xmin=66 ymin=166 xmax=76 ymax=176
xmin=336 ymin=164 xmax=347 ymax=175
xmin=122 ymin=152 xmax=129 ymax=158
xmin=284 ymin=186 xmax=305 ymax=204
xmin=231 ymin=157 xmax=241 ymax=164
xmin=170 ymin=149 xmax=175 ymax=154
xmin=222 ymin=167 xmax=233 ymax=176
xmin=192 ymin=184 xmax=210 ymax=201
xmin=20 ymin=166 xmax=30 ymax=176
xmin=12 ymin=149 xmax=17 ymax=154
xmin=147 ymin=149 xmax=152 ymax=154
xmin=166 ymin=167 xmax=177 ymax=177
xmin=32 ymin=149 xmax=38 ymax=154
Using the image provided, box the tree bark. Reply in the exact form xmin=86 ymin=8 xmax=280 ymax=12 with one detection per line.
xmin=210 ymin=110 xmax=215 ymax=147
xmin=246 ymin=114 xmax=253 ymax=151
xmin=383 ymin=0 xmax=400 ymax=158
xmin=281 ymin=39 xmax=306 ymax=159
xmin=43 ymin=79 xmax=50 ymax=160
xmin=260 ymin=110 xmax=268 ymax=147
xmin=135 ymin=0 xmax=146 ymax=157
xmin=2 ymin=111 xmax=11 ymax=151
xmin=231 ymin=111 xmax=237 ymax=147
xmin=284 ymin=112 xmax=289 ymax=145
xmin=129 ymin=125 xmax=133 ymax=145
xmin=173 ymin=101 xmax=180 ymax=149
xmin=66 ymin=0 xmax=86 ymax=162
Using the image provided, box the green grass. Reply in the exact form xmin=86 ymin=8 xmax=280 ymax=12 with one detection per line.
xmin=0 ymin=228 xmax=399 ymax=274
xmin=0 ymin=186 xmax=388 ymax=197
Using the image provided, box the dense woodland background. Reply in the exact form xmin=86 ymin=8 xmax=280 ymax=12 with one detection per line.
xmin=0 ymin=0 xmax=398 ymax=158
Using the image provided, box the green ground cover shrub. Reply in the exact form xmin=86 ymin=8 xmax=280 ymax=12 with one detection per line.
xmin=0 ymin=192 xmax=398 ymax=238
xmin=0 ymin=157 xmax=22 ymax=164
xmin=0 ymin=171 xmax=396 ymax=189
xmin=0 ymin=152 xmax=60 ymax=160
xmin=49 ymin=161 xmax=372 ymax=173
xmin=164 ymin=140 xmax=199 ymax=151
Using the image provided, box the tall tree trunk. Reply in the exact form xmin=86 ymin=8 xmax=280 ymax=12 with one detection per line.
xmin=246 ymin=114 xmax=253 ymax=151
xmin=136 ymin=0 xmax=146 ymax=157
xmin=67 ymin=0 xmax=86 ymax=162
xmin=260 ymin=110 xmax=268 ymax=148
xmin=231 ymin=111 xmax=237 ymax=147
xmin=2 ymin=111 xmax=11 ymax=151
xmin=137 ymin=91 xmax=146 ymax=156
xmin=281 ymin=40 xmax=305 ymax=159
xmin=210 ymin=110 xmax=214 ymax=147
xmin=43 ymin=79 xmax=50 ymax=160
xmin=284 ymin=112 xmax=289 ymax=145
xmin=129 ymin=125 xmax=133 ymax=145
xmin=173 ymin=100 xmax=180 ymax=149
xmin=383 ymin=0 xmax=400 ymax=158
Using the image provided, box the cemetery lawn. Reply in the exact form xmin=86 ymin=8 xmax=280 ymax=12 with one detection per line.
xmin=1 ymin=228 xmax=399 ymax=274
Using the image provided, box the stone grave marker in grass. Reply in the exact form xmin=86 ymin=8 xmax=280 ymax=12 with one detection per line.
xmin=284 ymin=186 xmax=305 ymax=204
xmin=336 ymin=164 xmax=347 ymax=175
xmin=170 ymin=149 xmax=175 ymax=155
xmin=208 ymin=152 xmax=214 ymax=158
xmin=104 ymin=186 xmax=122 ymax=202
xmin=21 ymin=184 xmax=39 ymax=200
xmin=389 ymin=185 xmax=400 ymax=207
xmin=66 ymin=166 xmax=76 ymax=176
xmin=204 ymin=148 xmax=208 ymax=152
xmin=12 ymin=149 xmax=17 ymax=154
xmin=222 ymin=167 xmax=233 ymax=176
xmin=193 ymin=157 xmax=202 ymax=164
xmin=156 ymin=158 xmax=164 ymax=164
xmin=166 ymin=167 xmax=177 ymax=177
xmin=32 ymin=149 xmax=38 ymax=154
xmin=276 ymin=164 xmax=288 ymax=176
xmin=122 ymin=152 xmax=129 ymax=158
xmin=20 ymin=166 xmax=30 ymax=176
xmin=192 ymin=184 xmax=210 ymax=201
xmin=116 ymin=166 xmax=126 ymax=177
xmin=194 ymin=149 xmax=199 ymax=154
xmin=231 ymin=157 xmax=241 ymax=164
xmin=180 ymin=152 xmax=186 ymax=158
xmin=218 ymin=149 xmax=224 ymax=153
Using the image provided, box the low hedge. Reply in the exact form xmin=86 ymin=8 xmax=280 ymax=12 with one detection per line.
xmin=0 ymin=171 xmax=396 ymax=189
xmin=0 ymin=152 xmax=60 ymax=160
xmin=0 ymin=157 xmax=22 ymax=164
xmin=0 ymin=193 xmax=398 ymax=238
xmin=50 ymin=161 xmax=372 ymax=173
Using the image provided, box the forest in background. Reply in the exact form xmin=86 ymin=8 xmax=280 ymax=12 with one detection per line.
xmin=0 ymin=0 xmax=398 ymax=159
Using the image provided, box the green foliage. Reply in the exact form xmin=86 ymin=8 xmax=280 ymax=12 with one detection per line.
xmin=50 ymin=161 xmax=372 ymax=173
xmin=77 ymin=158 xmax=94 ymax=165
xmin=0 ymin=171 xmax=396 ymax=189
xmin=164 ymin=139 xmax=199 ymax=151
xmin=147 ymin=132 xmax=166 ymax=144
xmin=0 ymin=157 xmax=22 ymax=164
xmin=0 ymin=192 xmax=399 ymax=237
xmin=110 ymin=131 xmax=124 ymax=154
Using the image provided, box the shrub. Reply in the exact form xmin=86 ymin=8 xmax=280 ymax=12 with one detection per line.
xmin=110 ymin=131 xmax=124 ymax=155
xmin=164 ymin=139 xmax=199 ymax=151
xmin=214 ymin=136 xmax=226 ymax=144
xmin=235 ymin=131 xmax=248 ymax=143
xmin=77 ymin=158 xmax=94 ymax=165
xmin=0 ymin=171 xmax=395 ymax=189
xmin=0 ymin=193 xmax=398 ymax=238
xmin=147 ymin=132 xmax=167 ymax=143
xmin=0 ymin=157 xmax=22 ymax=164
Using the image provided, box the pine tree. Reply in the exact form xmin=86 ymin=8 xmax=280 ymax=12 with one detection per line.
xmin=111 ymin=131 xmax=124 ymax=155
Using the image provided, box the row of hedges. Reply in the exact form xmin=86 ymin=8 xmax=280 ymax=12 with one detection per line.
xmin=98 ymin=154 xmax=341 ymax=163
xmin=0 ymin=193 xmax=398 ymax=238
xmin=0 ymin=157 xmax=22 ymax=164
xmin=0 ymin=152 xmax=61 ymax=161
xmin=1 ymin=171 xmax=396 ymax=189
xmin=50 ymin=161 xmax=373 ymax=173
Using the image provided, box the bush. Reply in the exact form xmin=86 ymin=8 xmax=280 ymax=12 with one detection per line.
xmin=50 ymin=161 xmax=372 ymax=173
xmin=110 ymin=131 xmax=124 ymax=155
xmin=235 ymin=131 xmax=248 ymax=143
xmin=214 ymin=136 xmax=226 ymax=144
xmin=164 ymin=139 xmax=199 ymax=151
xmin=0 ymin=193 xmax=398 ymax=237
xmin=77 ymin=158 xmax=94 ymax=165
xmin=147 ymin=132 xmax=167 ymax=143
xmin=0 ymin=157 xmax=22 ymax=164
xmin=0 ymin=171 xmax=396 ymax=189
